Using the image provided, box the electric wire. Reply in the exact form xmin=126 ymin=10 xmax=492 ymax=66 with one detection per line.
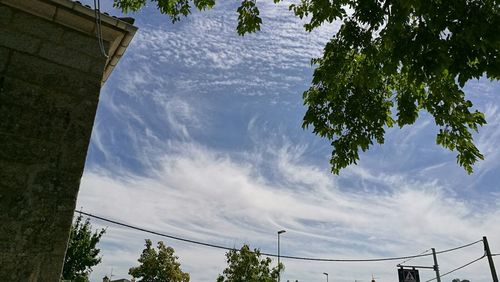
xmin=77 ymin=210 xmax=236 ymax=252
xmin=93 ymin=0 xmax=109 ymax=58
xmin=424 ymin=254 xmax=486 ymax=282
xmin=492 ymin=253 xmax=499 ymax=257
xmin=434 ymin=239 xmax=484 ymax=255
xmin=397 ymin=249 xmax=431 ymax=266
xmin=75 ymin=210 xmax=483 ymax=262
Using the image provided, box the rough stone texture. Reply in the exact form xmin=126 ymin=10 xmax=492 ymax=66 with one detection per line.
xmin=10 ymin=9 xmax=65 ymax=42
xmin=0 ymin=28 xmax=42 ymax=54
xmin=0 ymin=3 xmax=108 ymax=281
xmin=0 ymin=4 xmax=12 ymax=25
xmin=0 ymin=46 xmax=9 ymax=72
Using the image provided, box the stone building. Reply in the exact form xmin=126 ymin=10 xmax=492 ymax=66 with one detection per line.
xmin=0 ymin=0 xmax=136 ymax=280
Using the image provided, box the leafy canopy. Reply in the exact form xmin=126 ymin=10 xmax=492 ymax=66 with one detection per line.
xmin=114 ymin=0 xmax=500 ymax=174
xmin=62 ymin=215 xmax=106 ymax=282
xmin=216 ymin=244 xmax=283 ymax=282
xmin=129 ymin=239 xmax=190 ymax=282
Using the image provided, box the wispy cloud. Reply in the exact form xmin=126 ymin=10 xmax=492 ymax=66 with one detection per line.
xmin=78 ymin=1 xmax=500 ymax=282
xmin=79 ymin=142 xmax=500 ymax=282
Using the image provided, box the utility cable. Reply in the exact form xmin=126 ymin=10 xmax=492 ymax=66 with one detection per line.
xmin=398 ymin=249 xmax=431 ymax=266
xmin=93 ymin=0 xmax=109 ymax=58
xmin=434 ymin=239 xmax=483 ymax=255
xmin=424 ymin=254 xmax=486 ymax=282
xmin=75 ymin=210 xmax=483 ymax=262
xmin=77 ymin=210 xmax=235 ymax=252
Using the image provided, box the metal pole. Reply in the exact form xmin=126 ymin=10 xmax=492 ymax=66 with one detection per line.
xmin=323 ymin=272 xmax=329 ymax=282
xmin=278 ymin=230 xmax=286 ymax=282
xmin=484 ymin=236 xmax=499 ymax=282
xmin=278 ymin=233 xmax=280 ymax=282
xmin=432 ymin=248 xmax=441 ymax=282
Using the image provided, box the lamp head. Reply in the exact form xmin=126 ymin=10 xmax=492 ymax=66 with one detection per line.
xmin=278 ymin=230 xmax=286 ymax=234
xmin=323 ymin=273 xmax=328 ymax=276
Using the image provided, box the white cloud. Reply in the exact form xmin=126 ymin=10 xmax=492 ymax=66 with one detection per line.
xmin=108 ymin=0 xmax=339 ymax=101
xmin=79 ymin=143 xmax=500 ymax=282
xmin=77 ymin=2 xmax=500 ymax=282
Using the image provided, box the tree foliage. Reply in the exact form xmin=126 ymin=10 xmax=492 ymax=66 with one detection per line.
xmin=216 ymin=244 xmax=283 ymax=282
xmin=62 ymin=215 xmax=106 ymax=282
xmin=113 ymin=0 xmax=499 ymax=174
xmin=129 ymin=239 xmax=190 ymax=282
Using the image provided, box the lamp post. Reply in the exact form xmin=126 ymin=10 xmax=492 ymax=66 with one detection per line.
xmin=277 ymin=230 xmax=286 ymax=282
xmin=323 ymin=272 xmax=329 ymax=282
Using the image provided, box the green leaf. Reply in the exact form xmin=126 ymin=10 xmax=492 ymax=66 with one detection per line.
xmin=237 ymin=0 xmax=262 ymax=35
xmin=112 ymin=0 xmax=499 ymax=174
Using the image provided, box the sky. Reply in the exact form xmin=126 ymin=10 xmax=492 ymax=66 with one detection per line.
xmin=76 ymin=1 xmax=500 ymax=281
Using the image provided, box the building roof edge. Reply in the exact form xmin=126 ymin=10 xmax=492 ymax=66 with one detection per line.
xmin=0 ymin=0 xmax=138 ymax=84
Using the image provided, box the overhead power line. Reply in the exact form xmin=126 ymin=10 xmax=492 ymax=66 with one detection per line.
xmin=93 ymin=0 xmax=109 ymax=58
xmin=75 ymin=210 xmax=483 ymax=263
xmin=425 ymin=254 xmax=486 ymax=282
xmin=77 ymin=210 xmax=235 ymax=252
xmin=434 ymin=240 xmax=484 ymax=255
xmin=398 ymin=249 xmax=431 ymax=266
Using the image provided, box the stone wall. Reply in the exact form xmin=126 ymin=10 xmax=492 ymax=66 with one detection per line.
xmin=0 ymin=3 xmax=108 ymax=280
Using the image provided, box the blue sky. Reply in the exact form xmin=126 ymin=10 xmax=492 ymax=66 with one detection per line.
xmin=77 ymin=1 xmax=500 ymax=281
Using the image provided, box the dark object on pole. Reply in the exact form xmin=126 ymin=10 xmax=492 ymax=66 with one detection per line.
xmin=398 ymin=268 xmax=420 ymax=282
xmin=432 ymin=248 xmax=441 ymax=282
xmin=278 ymin=230 xmax=286 ymax=282
xmin=323 ymin=272 xmax=328 ymax=282
xmin=483 ymin=236 xmax=498 ymax=282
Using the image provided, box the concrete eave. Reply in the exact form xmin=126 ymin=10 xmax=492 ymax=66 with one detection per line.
xmin=0 ymin=0 xmax=137 ymax=84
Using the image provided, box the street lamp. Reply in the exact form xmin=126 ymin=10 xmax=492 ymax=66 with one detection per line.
xmin=323 ymin=272 xmax=329 ymax=282
xmin=277 ymin=230 xmax=286 ymax=282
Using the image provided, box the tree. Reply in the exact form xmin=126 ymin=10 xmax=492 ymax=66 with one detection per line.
xmin=62 ymin=215 xmax=106 ymax=282
xmin=216 ymin=244 xmax=283 ymax=282
xmin=113 ymin=0 xmax=499 ymax=174
xmin=129 ymin=239 xmax=190 ymax=282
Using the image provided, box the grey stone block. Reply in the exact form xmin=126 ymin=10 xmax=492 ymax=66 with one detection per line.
xmin=0 ymin=28 xmax=41 ymax=54
xmin=0 ymin=4 xmax=13 ymax=27
xmin=0 ymin=101 xmax=70 ymax=142
xmin=0 ymin=134 xmax=59 ymax=164
xmin=61 ymin=29 xmax=104 ymax=58
xmin=11 ymin=10 xmax=64 ymax=42
xmin=89 ymin=58 xmax=106 ymax=76
xmin=0 ymin=46 xmax=9 ymax=72
xmin=38 ymin=41 xmax=93 ymax=72
xmin=7 ymin=52 xmax=102 ymax=94
xmin=32 ymin=169 xmax=82 ymax=197
xmin=0 ymin=162 xmax=28 ymax=189
xmin=1 ymin=77 xmax=47 ymax=107
xmin=1 ymin=77 xmax=79 ymax=108
xmin=59 ymin=125 xmax=96 ymax=171
xmin=69 ymin=99 xmax=100 ymax=125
